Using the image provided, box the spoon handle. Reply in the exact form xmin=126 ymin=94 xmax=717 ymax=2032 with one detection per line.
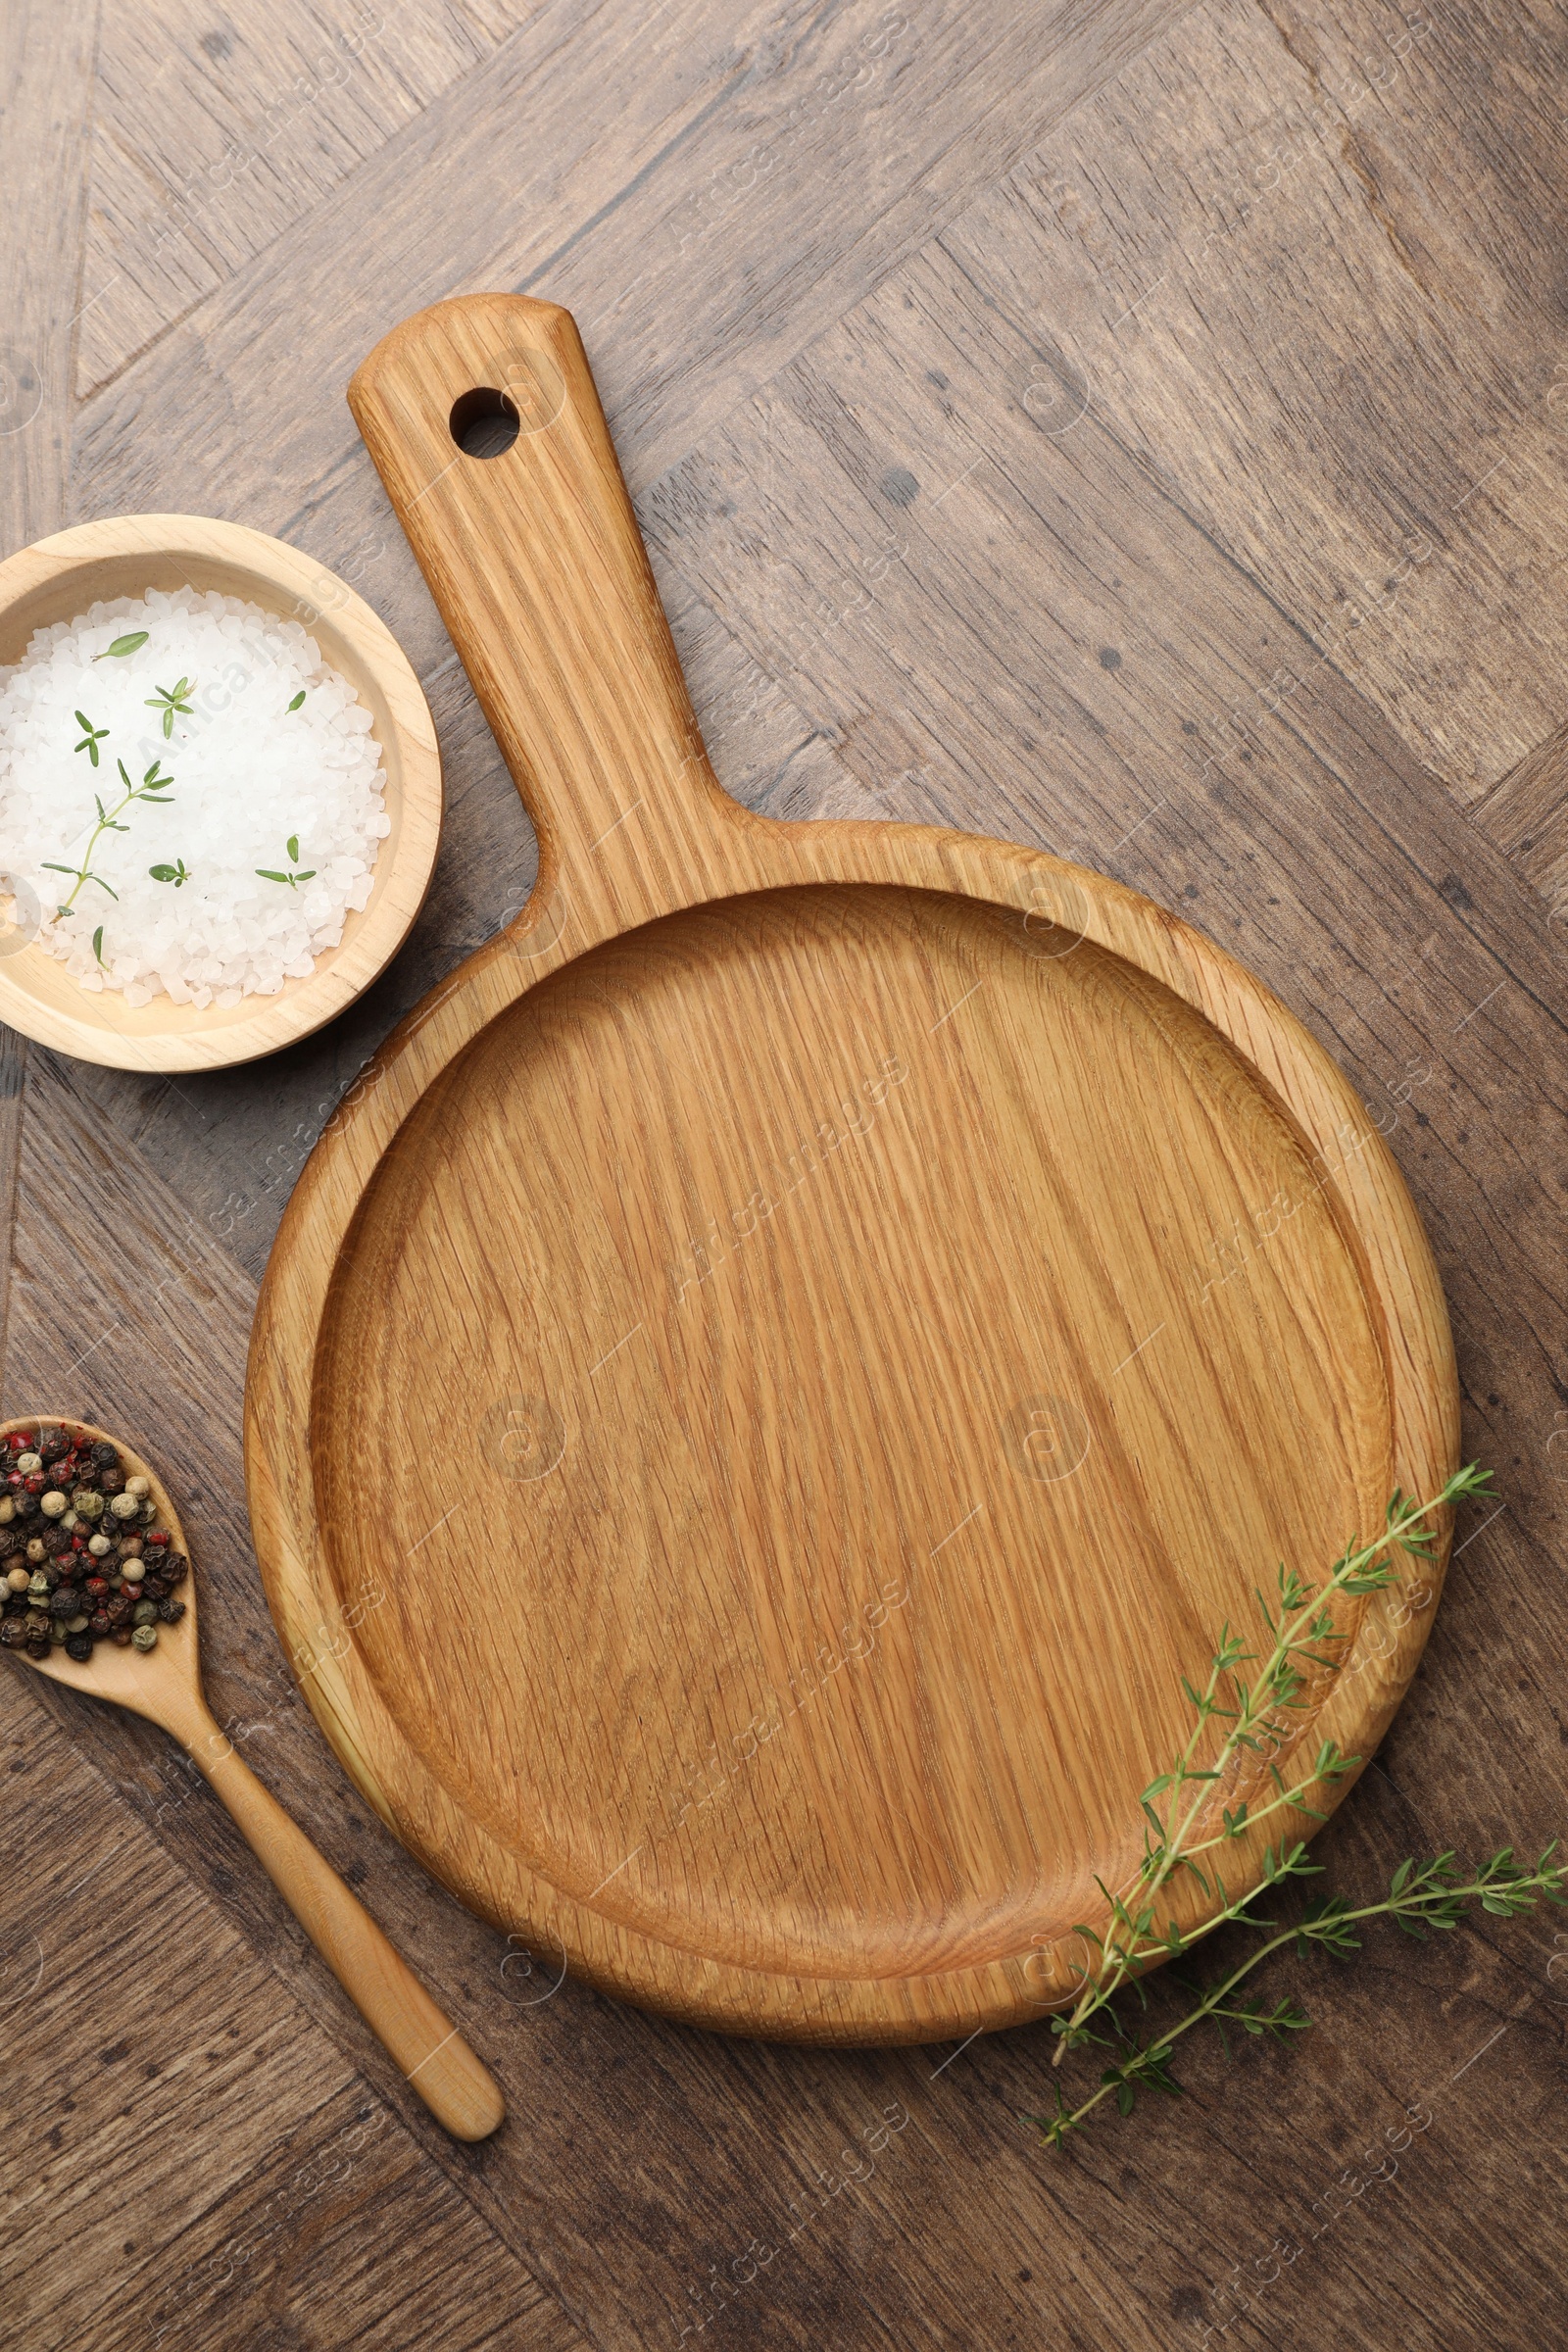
xmin=172 ymin=1690 xmax=505 ymax=2140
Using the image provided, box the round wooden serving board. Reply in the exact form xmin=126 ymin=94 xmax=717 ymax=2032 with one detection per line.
xmin=245 ymin=294 xmax=1459 ymax=2045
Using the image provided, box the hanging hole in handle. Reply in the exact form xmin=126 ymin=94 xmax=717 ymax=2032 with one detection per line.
xmin=451 ymin=387 xmax=520 ymax=460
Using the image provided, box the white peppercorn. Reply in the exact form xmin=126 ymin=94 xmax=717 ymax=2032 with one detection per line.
xmin=39 ymin=1492 xmax=67 ymax=1519
xmin=87 ymin=1533 xmax=111 ymax=1557
xmin=5 ymin=1566 xmax=28 ymax=1592
xmin=121 ymin=1559 xmax=146 ymax=1584
xmin=109 ymin=1492 xmax=139 ymax=1520
xmin=125 ymin=1475 xmax=150 ymax=1498
xmin=15 ymin=1452 xmax=40 ymax=1474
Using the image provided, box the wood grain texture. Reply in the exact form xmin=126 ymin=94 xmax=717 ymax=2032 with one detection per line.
xmin=0 ymin=1688 xmax=564 ymax=2352
xmin=70 ymin=0 xmax=1193 ymax=551
xmin=241 ymin=290 xmax=1457 ymax=2043
xmin=1472 ymin=718 xmax=1568 ymax=916
xmin=936 ymin=0 xmax=1568 ymax=804
xmin=0 ymin=0 xmax=98 ymax=545
xmin=75 ymin=0 xmax=543 ymax=398
xmin=12 ymin=0 xmax=1568 ymax=2344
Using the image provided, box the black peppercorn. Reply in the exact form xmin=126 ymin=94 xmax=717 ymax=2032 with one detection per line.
xmin=106 ymin=1594 xmax=132 ymax=1626
xmin=143 ymin=1575 xmax=169 ymax=1601
xmin=38 ymin=1429 xmax=67 ymax=1463
xmin=89 ymin=1611 xmax=110 ymax=1637
xmin=163 ymin=1553 xmax=188 ymax=1586
xmin=90 ymin=1442 xmax=117 ymax=1467
xmin=0 ymin=1620 xmax=25 ymax=1648
xmin=49 ymin=1588 xmax=81 ymax=1618
xmin=65 ymin=1633 xmax=92 ymax=1662
xmin=157 ymin=1597 xmax=185 ymax=1624
xmin=15 ymin=1493 xmax=37 ymax=1520
xmin=25 ymin=1636 xmax=50 ymax=1660
xmin=98 ymin=1468 xmax=124 ymax=1495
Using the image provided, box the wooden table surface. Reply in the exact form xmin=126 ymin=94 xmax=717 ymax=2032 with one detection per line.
xmin=4 ymin=3 xmax=1566 ymax=2346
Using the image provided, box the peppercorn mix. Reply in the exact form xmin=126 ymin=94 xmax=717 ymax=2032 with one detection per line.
xmin=0 ymin=1424 xmax=188 ymax=1662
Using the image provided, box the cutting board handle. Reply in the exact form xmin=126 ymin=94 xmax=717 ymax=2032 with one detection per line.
xmin=349 ymin=293 xmax=740 ymax=912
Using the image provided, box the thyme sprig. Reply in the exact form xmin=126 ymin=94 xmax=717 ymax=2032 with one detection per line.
xmin=74 ymin=710 xmax=108 ymax=766
xmin=256 ymin=835 xmax=315 ymax=889
xmin=45 ymin=755 xmax=175 ymax=919
xmin=1030 ymin=1466 xmax=1565 ymax=2148
xmin=146 ymin=676 xmax=197 ymax=738
xmin=1032 ymin=1844 xmax=1563 ymax=2146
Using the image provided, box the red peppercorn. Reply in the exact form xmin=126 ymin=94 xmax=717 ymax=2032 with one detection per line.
xmin=23 ymin=1474 xmax=44 ymax=1494
xmin=85 ymin=1577 xmax=108 ymax=1596
xmin=146 ymin=1531 xmax=170 ymax=1549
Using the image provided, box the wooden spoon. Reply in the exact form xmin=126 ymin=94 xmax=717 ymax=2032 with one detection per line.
xmin=2 ymin=1414 xmax=505 ymax=2141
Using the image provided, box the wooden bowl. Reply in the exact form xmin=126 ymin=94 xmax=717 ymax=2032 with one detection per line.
xmin=0 ymin=514 xmax=441 ymax=1070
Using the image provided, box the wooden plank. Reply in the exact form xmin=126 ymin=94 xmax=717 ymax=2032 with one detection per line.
xmin=76 ymin=0 xmax=543 ymax=397
xmin=0 ymin=0 xmax=98 ymax=552
xmin=1471 ymin=719 xmax=1568 ymax=913
xmin=935 ymin=0 xmax=1568 ymax=805
xmin=0 ymin=1685 xmax=579 ymax=2352
xmin=71 ymin=0 xmax=1192 ymax=578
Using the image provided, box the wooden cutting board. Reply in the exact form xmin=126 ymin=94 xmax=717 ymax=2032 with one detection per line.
xmin=244 ymin=293 xmax=1458 ymax=2045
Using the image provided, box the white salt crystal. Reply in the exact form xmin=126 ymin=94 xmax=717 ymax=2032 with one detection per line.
xmin=0 ymin=586 xmax=387 ymax=1006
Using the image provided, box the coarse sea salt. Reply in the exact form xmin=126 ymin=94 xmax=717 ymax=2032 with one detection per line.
xmin=0 ymin=587 xmax=390 ymax=1009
